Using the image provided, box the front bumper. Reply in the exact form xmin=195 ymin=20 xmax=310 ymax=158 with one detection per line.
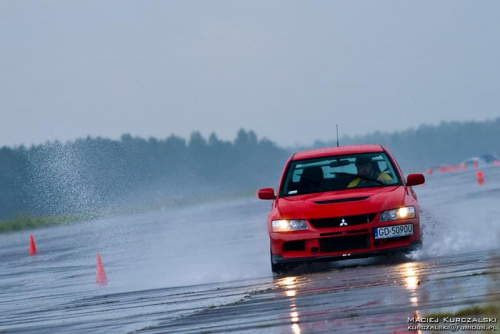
xmin=270 ymin=218 xmax=422 ymax=264
xmin=272 ymin=240 xmax=422 ymax=265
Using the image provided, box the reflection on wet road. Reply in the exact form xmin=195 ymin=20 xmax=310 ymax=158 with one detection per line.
xmin=1 ymin=166 xmax=499 ymax=333
xmin=142 ymin=251 xmax=499 ymax=333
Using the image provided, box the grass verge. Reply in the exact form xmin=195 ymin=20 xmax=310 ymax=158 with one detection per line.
xmin=0 ymin=190 xmax=255 ymax=234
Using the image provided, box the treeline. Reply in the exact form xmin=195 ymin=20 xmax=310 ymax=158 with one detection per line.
xmin=0 ymin=129 xmax=289 ymax=221
xmin=313 ymin=118 xmax=500 ymax=173
xmin=1 ymin=119 xmax=499 ymax=221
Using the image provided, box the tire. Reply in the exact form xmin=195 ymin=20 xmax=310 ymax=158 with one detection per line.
xmin=270 ymin=248 xmax=293 ymax=274
xmin=384 ymin=251 xmax=409 ymax=263
xmin=271 ymin=261 xmax=288 ymax=274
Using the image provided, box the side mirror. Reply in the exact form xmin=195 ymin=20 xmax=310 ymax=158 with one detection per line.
xmin=257 ymin=187 xmax=276 ymax=200
xmin=406 ymin=173 xmax=425 ymax=186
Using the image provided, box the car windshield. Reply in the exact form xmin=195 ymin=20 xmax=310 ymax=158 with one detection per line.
xmin=280 ymin=152 xmax=402 ymax=197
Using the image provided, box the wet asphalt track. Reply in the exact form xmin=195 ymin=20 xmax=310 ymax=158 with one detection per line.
xmin=1 ymin=165 xmax=499 ymax=333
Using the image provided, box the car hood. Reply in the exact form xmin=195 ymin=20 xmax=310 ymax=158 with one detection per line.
xmin=276 ymin=186 xmax=406 ymax=219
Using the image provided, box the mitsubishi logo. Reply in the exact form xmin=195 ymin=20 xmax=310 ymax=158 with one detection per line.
xmin=339 ymin=219 xmax=348 ymax=226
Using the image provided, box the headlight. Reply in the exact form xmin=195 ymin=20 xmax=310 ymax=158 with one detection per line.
xmin=380 ymin=206 xmax=415 ymax=222
xmin=272 ymin=219 xmax=308 ymax=232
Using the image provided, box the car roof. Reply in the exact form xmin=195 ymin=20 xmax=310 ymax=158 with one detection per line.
xmin=292 ymin=144 xmax=385 ymax=161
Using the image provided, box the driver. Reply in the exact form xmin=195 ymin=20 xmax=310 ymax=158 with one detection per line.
xmin=348 ymin=156 xmax=392 ymax=188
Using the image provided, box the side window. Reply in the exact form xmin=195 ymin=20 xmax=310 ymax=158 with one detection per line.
xmin=375 ymin=160 xmax=385 ymax=173
xmin=293 ymin=169 xmax=303 ymax=182
xmin=377 ymin=156 xmax=399 ymax=184
xmin=284 ymin=168 xmax=302 ymax=195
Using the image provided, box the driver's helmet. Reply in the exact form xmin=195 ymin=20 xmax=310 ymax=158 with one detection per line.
xmin=355 ymin=156 xmax=372 ymax=166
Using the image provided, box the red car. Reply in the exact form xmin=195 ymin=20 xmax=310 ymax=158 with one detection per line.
xmin=257 ymin=144 xmax=425 ymax=273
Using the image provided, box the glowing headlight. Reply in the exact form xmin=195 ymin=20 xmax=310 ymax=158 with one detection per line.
xmin=380 ymin=206 xmax=415 ymax=222
xmin=272 ymin=220 xmax=308 ymax=232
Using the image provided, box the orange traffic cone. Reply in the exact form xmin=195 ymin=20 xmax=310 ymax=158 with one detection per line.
xmin=29 ymin=235 xmax=37 ymax=255
xmin=476 ymin=171 xmax=485 ymax=186
xmin=96 ymin=253 xmax=108 ymax=286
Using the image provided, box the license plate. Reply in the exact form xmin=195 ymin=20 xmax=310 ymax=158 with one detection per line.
xmin=374 ymin=224 xmax=413 ymax=239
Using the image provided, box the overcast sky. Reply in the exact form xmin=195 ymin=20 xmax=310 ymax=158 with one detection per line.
xmin=1 ymin=1 xmax=499 ymax=148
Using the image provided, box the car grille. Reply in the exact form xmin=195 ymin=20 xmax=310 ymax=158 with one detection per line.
xmin=320 ymin=235 xmax=370 ymax=253
xmin=309 ymin=213 xmax=376 ymax=228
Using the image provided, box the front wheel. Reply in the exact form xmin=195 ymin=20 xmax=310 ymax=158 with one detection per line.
xmin=270 ymin=249 xmax=295 ymax=274
xmin=271 ymin=261 xmax=288 ymax=274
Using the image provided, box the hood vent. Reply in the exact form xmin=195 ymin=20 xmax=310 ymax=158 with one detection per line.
xmin=313 ymin=196 xmax=369 ymax=205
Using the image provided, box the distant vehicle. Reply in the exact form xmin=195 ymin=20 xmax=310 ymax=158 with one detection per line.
xmin=460 ymin=154 xmax=499 ymax=167
xmin=257 ymin=144 xmax=425 ymax=273
xmin=479 ymin=154 xmax=499 ymax=164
